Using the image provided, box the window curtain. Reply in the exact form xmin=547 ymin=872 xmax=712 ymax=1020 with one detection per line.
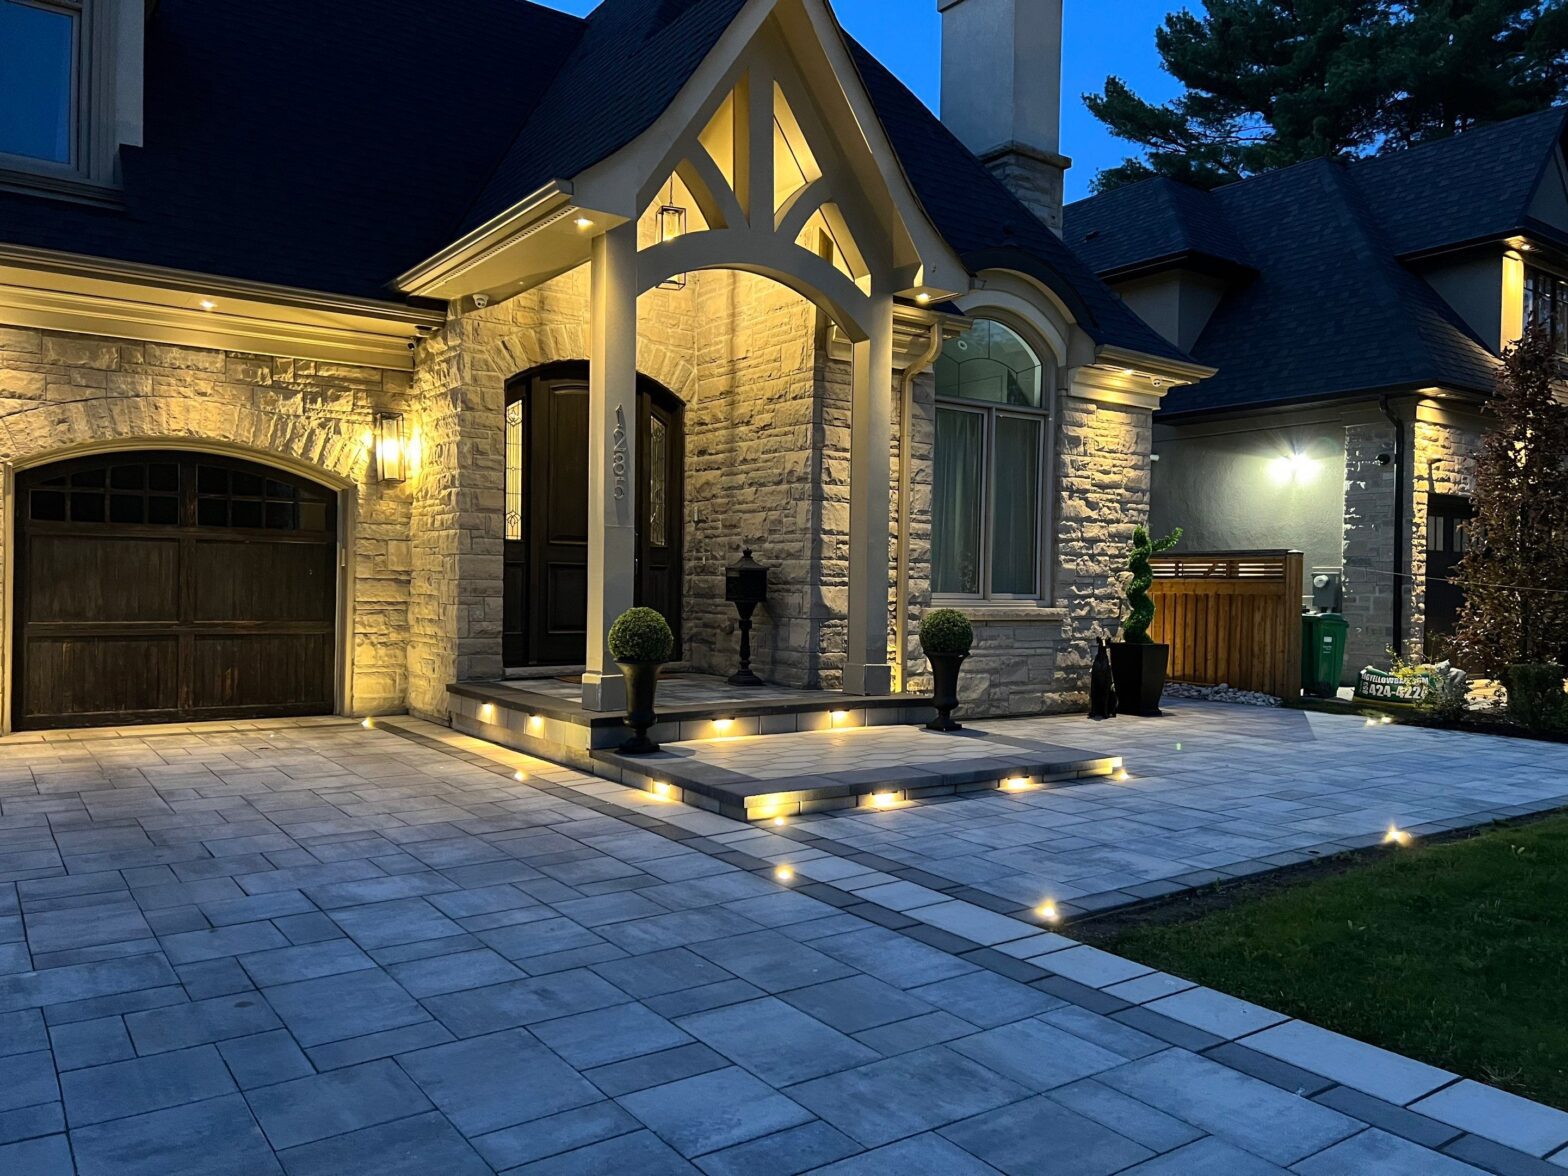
xmin=991 ymin=416 xmax=1041 ymax=594
xmin=933 ymin=408 xmax=984 ymax=594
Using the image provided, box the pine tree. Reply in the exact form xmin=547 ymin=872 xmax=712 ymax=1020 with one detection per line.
xmin=1451 ymin=327 xmax=1568 ymax=678
xmin=1088 ymin=1 xmax=1568 ymax=193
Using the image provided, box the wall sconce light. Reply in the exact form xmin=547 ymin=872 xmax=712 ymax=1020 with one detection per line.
xmin=375 ymin=412 xmax=407 ymax=484
xmin=1268 ymin=450 xmax=1320 ymax=486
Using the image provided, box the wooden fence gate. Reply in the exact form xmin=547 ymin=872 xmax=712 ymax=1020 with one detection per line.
xmin=1148 ymin=550 xmax=1304 ymax=699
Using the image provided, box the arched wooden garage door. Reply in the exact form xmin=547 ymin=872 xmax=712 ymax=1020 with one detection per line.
xmin=12 ymin=451 xmax=339 ymax=730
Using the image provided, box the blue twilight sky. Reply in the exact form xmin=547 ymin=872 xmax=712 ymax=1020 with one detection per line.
xmin=535 ymin=0 xmax=1194 ymax=202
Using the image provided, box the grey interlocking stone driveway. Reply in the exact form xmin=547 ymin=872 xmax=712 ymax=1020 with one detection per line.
xmin=0 ymin=704 xmax=1566 ymax=1173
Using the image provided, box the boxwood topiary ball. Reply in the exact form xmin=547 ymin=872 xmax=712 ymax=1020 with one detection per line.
xmin=919 ymin=608 xmax=974 ymax=657
xmin=609 ymin=607 xmax=675 ymax=664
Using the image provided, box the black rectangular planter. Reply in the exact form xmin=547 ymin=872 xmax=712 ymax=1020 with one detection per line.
xmin=1110 ymin=642 xmax=1169 ymax=717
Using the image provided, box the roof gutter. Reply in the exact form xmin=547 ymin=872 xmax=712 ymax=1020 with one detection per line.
xmin=1093 ymin=345 xmax=1216 ymax=386
xmin=395 ymin=179 xmax=575 ymax=297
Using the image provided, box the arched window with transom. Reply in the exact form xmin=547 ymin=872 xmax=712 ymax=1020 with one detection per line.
xmin=931 ymin=318 xmax=1054 ymax=599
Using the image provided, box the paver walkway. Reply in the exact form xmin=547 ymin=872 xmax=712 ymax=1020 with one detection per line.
xmin=785 ymin=703 xmax=1568 ymax=914
xmin=0 ymin=706 xmax=1565 ymax=1174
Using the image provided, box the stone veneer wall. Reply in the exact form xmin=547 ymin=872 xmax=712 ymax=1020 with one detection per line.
xmin=0 ymin=325 xmax=413 ymax=719
xmin=1409 ymin=418 xmax=1484 ymax=657
xmin=1342 ymin=419 xmax=1402 ymax=674
xmin=1342 ymin=415 xmax=1485 ymax=677
xmin=404 ymin=243 xmax=699 ymax=718
xmin=683 ymin=271 xmax=829 ymax=686
xmin=901 ymin=381 xmax=1155 ymax=715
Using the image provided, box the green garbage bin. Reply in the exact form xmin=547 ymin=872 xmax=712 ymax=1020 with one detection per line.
xmin=1301 ymin=612 xmax=1349 ymax=699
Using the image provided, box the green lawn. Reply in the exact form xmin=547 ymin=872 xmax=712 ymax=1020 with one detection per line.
xmin=1098 ymin=814 xmax=1568 ymax=1109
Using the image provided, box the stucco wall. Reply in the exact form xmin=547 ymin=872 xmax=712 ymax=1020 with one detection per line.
xmin=0 ymin=326 xmax=413 ymax=723
xmin=1151 ymin=418 xmax=1345 ymax=596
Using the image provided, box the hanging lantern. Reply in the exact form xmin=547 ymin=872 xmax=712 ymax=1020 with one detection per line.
xmin=658 ymin=186 xmax=688 ymax=291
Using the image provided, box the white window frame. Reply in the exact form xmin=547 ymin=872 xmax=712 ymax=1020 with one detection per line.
xmin=0 ymin=0 xmax=138 ymax=202
xmin=931 ymin=317 xmax=1056 ymax=604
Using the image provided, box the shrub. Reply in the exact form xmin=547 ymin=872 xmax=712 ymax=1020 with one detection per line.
xmin=1453 ymin=328 xmax=1568 ymax=677
xmin=1387 ymin=651 xmax=1469 ymax=724
xmin=919 ymin=608 xmax=974 ymax=657
xmin=1506 ymin=663 xmax=1568 ymax=731
xmin=608 ymin=607 xmax=674 ymax=663
xmin=1423 ymin=670 xmax=1470 ymax=724
xmin=1123 ymin=525 xmax=1182 ymax=644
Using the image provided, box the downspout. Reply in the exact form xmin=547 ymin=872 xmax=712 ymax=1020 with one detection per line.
xmin=893 ymin=321 xmax=946 ymax=691
xmin=1380 ymin=395 xmax=1407 ymax=657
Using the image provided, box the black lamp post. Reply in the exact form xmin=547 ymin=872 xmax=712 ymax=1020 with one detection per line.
xmin=725 ymin=548 xmax=770 ymax=687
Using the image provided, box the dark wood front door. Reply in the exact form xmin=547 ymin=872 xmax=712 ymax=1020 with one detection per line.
xmin=502 ymin=367 xmax=684 ymax=668
xmin=13 ymin=452 xmax=338 ymax=730
xmin=1425 ymin=493 xmax=1474 ymax=661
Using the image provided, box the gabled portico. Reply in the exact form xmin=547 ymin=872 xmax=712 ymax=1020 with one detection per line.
xmin=400 ymin=0 xmax=970 ymax=712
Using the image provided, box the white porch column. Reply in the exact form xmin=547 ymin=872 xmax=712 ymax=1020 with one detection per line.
xmin=844 ymin=290 xmax=896 ymax=696
xmin=582 ymin=222 xmax=640 ymax=711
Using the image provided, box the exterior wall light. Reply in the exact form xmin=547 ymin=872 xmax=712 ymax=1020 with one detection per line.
xmin=1268 ymin=451 xmax=1320 ymax=486
xmin=375 ymin=412 xmax=407 ymax=484
xmin=658 ymin=200 xmax=689 ymax=291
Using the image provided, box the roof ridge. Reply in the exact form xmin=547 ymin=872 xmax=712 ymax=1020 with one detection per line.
xmin=1349 ymin=104 xmax=1568 ymax=175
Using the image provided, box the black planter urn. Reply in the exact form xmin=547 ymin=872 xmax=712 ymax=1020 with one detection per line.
xmin=616 ymin=660 xmax=664 ymax=754
xmin=1109 ymin=642 xmax=1169 ymax=717
xmin=926 ymin=652 xmax=968 ymax=732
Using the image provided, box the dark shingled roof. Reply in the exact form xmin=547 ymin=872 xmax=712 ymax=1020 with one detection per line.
xmin=0 ymin=0 xmax=585 ymax=303
xmin=846 ymin=43 xmax=1191 ymax=364
xmin=1068 ymin=177 xmax=1252 ymax=277
xmin=462 ymin=0 xmax=749 ymax=234
xmin=0 ymin=0 xmax=1193 ymax=366
xmin=1065 ymin=108 xmax=1568 ymax=416
xmin=1352 ymin=106 xmax=1568 ymax=256
xmin=1162 ymin=159 xmax=1499 ymax=416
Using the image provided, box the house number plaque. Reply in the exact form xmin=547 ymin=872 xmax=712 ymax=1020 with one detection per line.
xmin=611 ymin=408 xmax=629 ymax=503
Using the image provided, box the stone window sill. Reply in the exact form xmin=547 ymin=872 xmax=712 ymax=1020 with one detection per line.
xmin=959 ymin=604 xmax=1068 ymax=624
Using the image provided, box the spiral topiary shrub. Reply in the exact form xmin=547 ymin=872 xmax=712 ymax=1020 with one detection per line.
xmin=919 ymin=608 xmax=974 ymax=657
xmin=608 ymin=607 xmax=674 ymax=664
xmin=1122 ymin=525 xmax=1182 ymax=644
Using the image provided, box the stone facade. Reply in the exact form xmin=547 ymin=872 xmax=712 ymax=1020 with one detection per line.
xmin=683 ymin=272 xmax=829 ymax=687
xmin=1409 ymin=416 xmax=1484 ymax=656
xmin=981 ymin=147 xmax=1071 ymax=233
xmin=0 ymin=261 xmax=1160 ymax=727
xmin=0 ymin=325 xmax=413 ymax=720
xmin=900 ymin=379 xmax=1155 ymax=715
xmin=1342 ymin=414 xmax=1484 ymax=676
xmin=1341 ymin=419 xmax=1403 ymax=674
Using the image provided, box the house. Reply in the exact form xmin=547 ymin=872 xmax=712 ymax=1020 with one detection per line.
xmin=1065 ymin=109 xmax=1568 ymax=679
xmin=0 ymin=0 xmax=1206 ymax=738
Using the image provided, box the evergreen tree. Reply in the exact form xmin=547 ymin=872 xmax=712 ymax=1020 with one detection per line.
xmin=1088 ymin=1 xmax=1568 ymax=193
xmin=1451 ymin=327 xmax=1568 ymax=677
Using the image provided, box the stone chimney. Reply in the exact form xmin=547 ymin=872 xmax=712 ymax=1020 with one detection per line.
xmin=938 ymin=0 xmax=1070 ymax=231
